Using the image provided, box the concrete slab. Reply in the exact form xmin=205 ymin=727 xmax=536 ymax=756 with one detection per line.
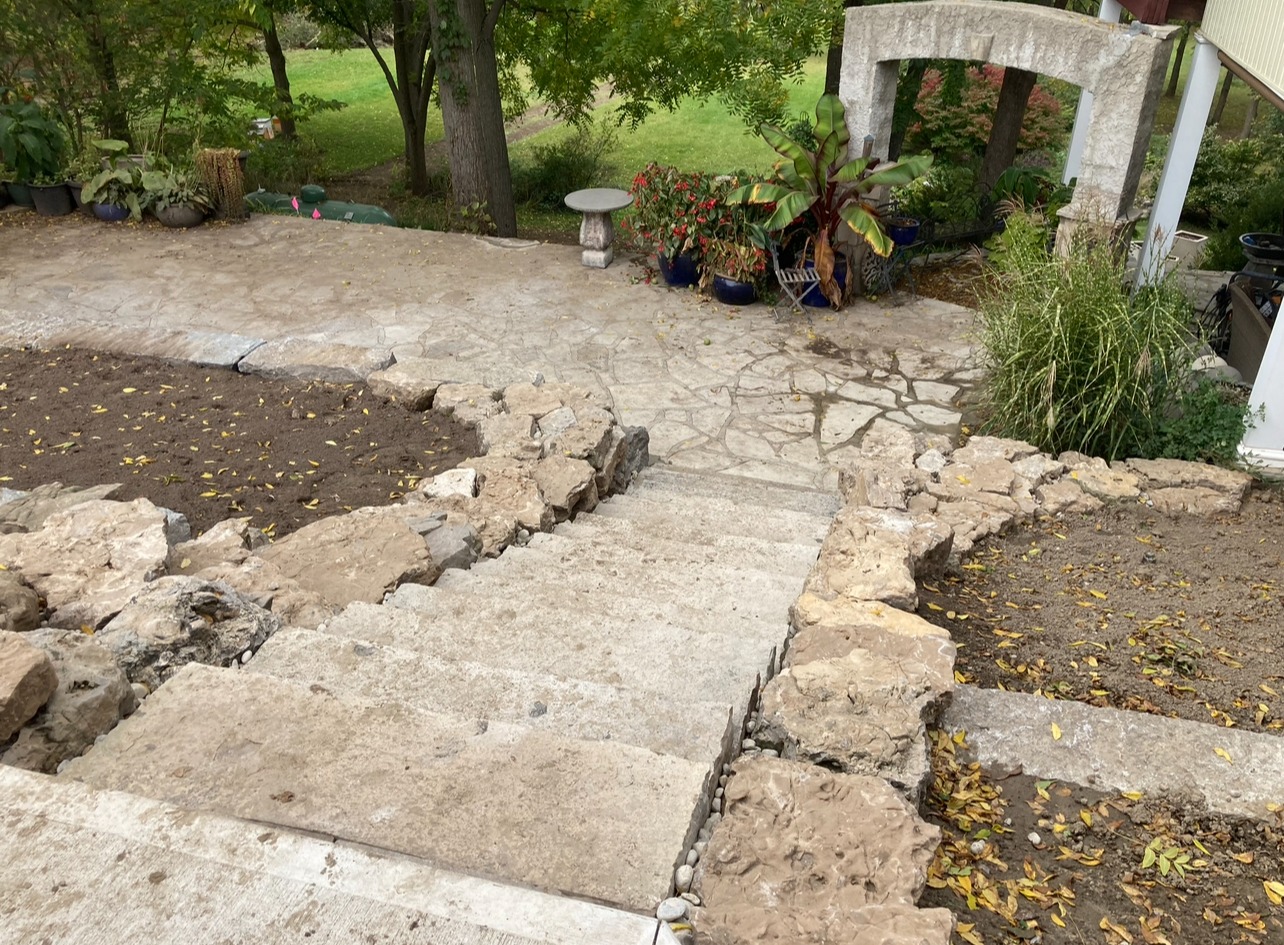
xmin=592 ymin=492 xmax=831 ymax=547
xmin=248 ymin=627 xmax=736 ymax=763
xmin=321 ymin=600 xmax=779 ymax=709
xmin=2 ymin=322 xmax=265 ymax=368
xmin=637 ymin=466 xmax=843 ymax=518
xmin=944 ymin=685 xmax=1284 ymax=822
xmin=0 ymin=765 xmax=672 ymax=945
xmin=238 ymin=337 xmax=394 ymax=383
xmin=62 ymin=663 xmax=711 ymax=912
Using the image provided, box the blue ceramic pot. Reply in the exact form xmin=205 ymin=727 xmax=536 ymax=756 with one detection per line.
xmin=713 ymin=274 xmax=756 ymax=306
xmin=92 ymin=202 xmax=130 ymax=223
xmin=657 ymin=251 xmax=699 ymax=287
xmin=885 ymin=218 xmax=921 ymax=246
xmin=800 ymin=256 xmax=848 ymax=307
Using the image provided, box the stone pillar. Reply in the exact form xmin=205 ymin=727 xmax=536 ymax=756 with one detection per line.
xmin=1134 ymin=35 xmax=1221 ymax=286
xmin=1063 ymin=0 xmax=1123 ymax=185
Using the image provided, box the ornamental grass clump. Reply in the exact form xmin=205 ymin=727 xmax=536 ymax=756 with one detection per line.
xmin=977 ymin=213 xmax=1196 ymax=461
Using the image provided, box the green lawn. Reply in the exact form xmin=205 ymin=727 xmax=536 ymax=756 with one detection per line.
xmin=243 ymin=48 xmax=444 ymax=175
xmin=1156 ymin=35 xmax=1258 ymax=138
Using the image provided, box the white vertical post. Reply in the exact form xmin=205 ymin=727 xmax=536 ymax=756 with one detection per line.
xmin=1134 ymin=34 xmax=1221 ymax=288
xmin=1063 ymin=0 xmax=1123 ymax=184
xmin=1241 ymin=308 xmax=1284 ymax=470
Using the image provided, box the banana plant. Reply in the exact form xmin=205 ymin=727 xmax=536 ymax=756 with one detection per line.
xmin=727 ymin=93 xmax=932 ymax=307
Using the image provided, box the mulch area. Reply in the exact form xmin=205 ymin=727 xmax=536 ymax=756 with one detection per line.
xmin=917 ymin=488 xmax=1284 ymax=943
xmin=913 ymin=252 xmax=993 ymax=310
xmin=917 ymin=490 xmax=1284 ymax=735
xmin=0 ymin=347 xmax=478 ymax=538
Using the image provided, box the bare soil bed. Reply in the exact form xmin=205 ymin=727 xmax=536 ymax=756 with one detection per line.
xmin=917 ymin=487 xmax=1284 ymax=943
xmin=0 ymin=346 xmax=478 ymax=538
xmin=918 ymin=490 xmax=1284 ymax=734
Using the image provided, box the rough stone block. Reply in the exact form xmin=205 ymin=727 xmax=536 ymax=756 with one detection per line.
xmin=1121 ymin=457 xmax=1252 ymax=510
xmin=1067 ymin=465 xmax=1140 ymax=501
xmin=952 ymin=435 xmax=1040 ymax=466
xmin=501 ymin=382 xmax=565 ymax=418
xmin=791 ymin=593 xmax=952 ymax=647
xmin=1146 ymin=486 xmax=1244 ymax=516
xmin=0 ymin=572 xmax=40 ymax=633
xmin=805 ymin=507 xmax=917 ymax=610
xmin=238 ymin=338 xmax=394 ymax=383
xmin=1035 ymin=478 xmax=1103 ymax=515
xmin=0 ymin=482 xmax=123 ymax=534
xmin=846 ymin=507 xmax=954 ymax=579
xmin=1 ymin=628 xmax=136 ymax=772
xmin=365 ymin=359 xmax=443 ymax=410
xmin=432 ymin=383 xmax=502 ymax=424
xmin=692 ymin=756 xmax=952 ymax=945
xmin=0 ymin=631 xmax=58 ymax=741
xmin=533 ymin=455 xmax=598 ymax=519
xmin=169 ymin=517 xmax=254 ymax=574
xmin=419 ymin=467 xmax=478 ymax=499
xmin=195 ymin=556 xmax=336 ymax=629
xmin=477 ymin=412 xmax=540 ymax=460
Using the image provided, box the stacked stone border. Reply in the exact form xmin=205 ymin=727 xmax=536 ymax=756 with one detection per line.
xmin=680 ymin=420 xmax=1253 ymax=944
xmin=0 ymin=338 xmax=647 ymax=776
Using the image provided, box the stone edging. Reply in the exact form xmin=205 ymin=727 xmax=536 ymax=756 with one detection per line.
xmin=680 ymin=419 xmax=1254 ymax=943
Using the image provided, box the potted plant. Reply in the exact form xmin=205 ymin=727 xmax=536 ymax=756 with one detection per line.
xmin=28 ymin=171 xmax=73 ymax=217
xmin=727 ymin=93 xmax=932 ymax=308
xmin=142 ymin=168 xmax=212 ymax=228
xmin=623 ymin=163 xmax=718 ymax=287
xmin=0 ymin=100 xmax=64 ymax=208
xmin=703 ymin=235 xmax=769 ymax=305
xmin=64 ymin=152 xmax=103 ymax=211
xmin=81 ymin=145 xmax=144 ymax=222
xmin=883 ymin=216 xmax=921 ymax=247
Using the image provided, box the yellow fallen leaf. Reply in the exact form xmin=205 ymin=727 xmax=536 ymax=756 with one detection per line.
xmin=1050 ymin=913 xmax=1066 ymax=928
xmin=1080 ymin=809 xmax=1093 ymax=826
xmin=121 ymin=387 xmax=136 ymax=393
xmin=1100 ymin=916 xmax=1135 ymax=943
xmin=1090 ymin=589 xmax=1108 ymax=599
xmin=1214 ymin=747 xmax=1233 ymax=764
xmin=1265 ymin=880 xmax=1284 ymax=906
xmin=1051 ymin=723 xmax=1062 ymax=741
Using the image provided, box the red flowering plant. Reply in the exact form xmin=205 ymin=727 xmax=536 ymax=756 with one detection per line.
xmin=698 ymin=175 xmax=772 ymax=288
xmin=621 ymin=163 xmax=722 ymax=266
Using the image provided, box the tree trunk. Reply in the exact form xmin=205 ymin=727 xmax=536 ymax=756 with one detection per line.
xmin=1240 ymin=94 xmax=1260 ymax=139
xmin=1166 ymin=22 xmax=1191 ymax=97
xmin=1211 ymin=70 xmax=1234 ymax=126
xmin=822 ymin=0 xmax=863 ymax=97
xmin=888 ymin=58 xmax=929 ymax=160
xmin=64 ymin=0 xmax=131 ymax=145
xmin=429 ymin=0 xmax=516 ymax=237
xmin=262 ymin=11 xmax=297 ymax=140
xmin=979 ymin=67 xmax=1038 ymax=194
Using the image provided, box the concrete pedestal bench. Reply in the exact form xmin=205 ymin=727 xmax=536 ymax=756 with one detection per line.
xmin=565 ymin=188 xmax=632 ymax=269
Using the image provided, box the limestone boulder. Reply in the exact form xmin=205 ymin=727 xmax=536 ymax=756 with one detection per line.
xmin=858 ymin=419 xmax=918 ymax=470
xmin=419 ymin=467 xmax=478 ymax=499
xmin=424 ymin=523 xmax=481 ymax=573
xmin=1011 ymin=453 xmax=1066 ymax=486
xmin=1067 ymin=465 xmax=1140 ymax=501
xmin=0 ymin=482 xmax=122 ymax=534
xmin=255 ymin=507 xmax=433 ymax=607
xmin=168 ymin=517 xmax=256 ymax=574
xmin=0 ymin=572 xmax=41 ymax=633
xmin=931 ymin=498 xmax=1014 ymax=556
xmin=1121 ymin=457 xmax=1253 ymax=513
xmin=693 ymin=756 xmax=952 ymax=945
xmin=1147 ymin=486 xmax=1245 ymax=516
xmin=838 ymin=462 xmax=919 ymax=510
xmin=1035 ymin=478 xmax=1103 ymax=516
xmin=1 ymin=628 xmax=136 ymax=772
xmin=0 ymin=498 xmax=170 ymax=630
xmin=467 ymin=458 xmax=554 ymax=534
xmin=366 ymin=359 xmax=442 ymax=410
xmin=611 ymin=425 xmax=650 ymax=493
xmin=0 ymin=631 xmax=58 ymax=742
xmin=952 ymin=435 xmax=1040 ymax=466
xmin=791 ymin=593 xmax=953 ymax=648
xmin=95 ymin=576 xmax=282 ymax=690
xmin=195 ymin=556 xmax=337 ymax=629
xmin=805 ymin=507 xmax=918 ymax=610
xmin=845 ymin=507 xmax=954 ymax=579
xmin=477 ymin=411 xmax=541 ymax=460
xmin=501 ymin=381 xmax=565 ymax=419
xmin=534 ymin=455 xmax=599 ymax=520
xmin=432 ymin=383 xmax=502 ymax=424
xmin=541 ymin=405 xmax=616 ymax=469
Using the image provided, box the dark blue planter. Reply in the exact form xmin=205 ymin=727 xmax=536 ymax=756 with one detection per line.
xmin=6 ymin=182 xmax=33 ymax=208
xmin=92 ymin=202 xmax=130 ymax=222
xmin=801 ymin=256 xmax=848 ymax=307
xmin=713 ymin=274 xmax=756 ymax=306
xmin=885 ymin=218 xmax=921 ymax=246
xmin=657 ymin=251 xmax=699 ymax=287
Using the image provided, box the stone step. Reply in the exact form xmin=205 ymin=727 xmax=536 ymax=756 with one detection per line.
xmin=434 ymin=537 xmax=800 ymax=623
xmin=591 ymin=491 xmax=830 ymax=547
xmin=248 ymin=628 xmax=736 ymax=764
xmin=638 ymin=465 xmax=842 ymax=519
xmin=1 ymin=765 xmax=675 ymax=945
xmin=552 ymin=516 xmax=819 ymax=577
xmin=385 ymin=580 xmax=768 ymax=641
xmin=322 ymin=601 xmax=779 ymax=710
xmin=61 ymin=663 xmax=711 ymax=914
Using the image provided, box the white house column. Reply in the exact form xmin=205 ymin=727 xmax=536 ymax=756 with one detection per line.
xmin=1241 ymin=315 xmax=1284 ymax=470
xmin=1134 ymin=34 xmax=1221 ymax=287
xmin=1063 ymin=0 xmax=1123 ymax=184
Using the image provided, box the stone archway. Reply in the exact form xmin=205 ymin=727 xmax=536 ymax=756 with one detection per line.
xmin=838 ymin=0 xmax=1178 ymax=248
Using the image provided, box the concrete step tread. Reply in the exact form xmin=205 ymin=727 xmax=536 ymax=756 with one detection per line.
xmin=637 ymin=465 xmax=842 ymax=518
xmin=61 ymin=663 xmax=710 ymax=913
xmin=1 ymin=765 xmax=674 ymax=945
xmin=552 ymin=517 xmax=819 ymax=575
xmin=248 ymin=628 xmax=736 ymax=764
xmin=434 ymin=543 xmax=800 ymax=621
xmin=592 ymin=492 xmax=831 ymax=546
xmin=320 ymin=602 xmax=780 ymax=709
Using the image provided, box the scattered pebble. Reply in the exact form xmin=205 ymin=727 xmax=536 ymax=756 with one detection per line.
xmin=675 ymin=864 xmax=694 ymax=892
xmin=679 ymin=891 xmax=701 ymax=906
xmin=1028 ymin=831 xmax=1042 ymax=846
xmin=656 ymin=897 xmax=688 ymax=922
xmin=685 ymin=848 xmax=698 ymax=866
xmin=970 ymin=840 xmax=987 ymax=856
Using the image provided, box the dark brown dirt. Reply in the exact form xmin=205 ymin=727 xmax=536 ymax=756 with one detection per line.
xmin=917 ymin=490 xmax=1284 ymax=735
xmin=922 ymin=729 xmax=1284 ymax=945
xmin=0 ymin=347 xmax=478 ymax=538
xmin=915 ymin=252 xmax=993 ymax=310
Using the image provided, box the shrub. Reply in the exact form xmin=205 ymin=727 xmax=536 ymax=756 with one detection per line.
xmin=1182 ymin=130 xmax=1277 ymax=228
xmin=1150 ymin=379 xmax=1256 ymax=467
xmin=1202 ymin=178 xmax=1284 ymax=270
xmin=243 ymin=136 xmax=325 ymax=194
xmin=510 ymin=119 xmax=619 ymax=210
xmin=898 ymin=163 xmax=982 ymax=225
xmin=976 ymin=212 xmax=1198 ymax=461
xmin=906 ymin=65 xmax=1070 ymax=162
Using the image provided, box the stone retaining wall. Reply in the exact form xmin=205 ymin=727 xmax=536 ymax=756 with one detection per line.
xmin=686 ymin=420 xmax=1253 ymax=945
xmin=0 ymin=363 xmax=646 ymax=775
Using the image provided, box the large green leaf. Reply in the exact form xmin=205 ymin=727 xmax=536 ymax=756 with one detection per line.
xmin=761 ymin=124 xmax=817 ymax=186
xmin=840 ymin=203 xmax=895 ymax=258
xmin=860 ymin=153 xmax=934 ymax=190
xmin=762 ymin=191 xmax=816 ymax=231
xmin=726 ymin=181 xmax=796 ymax=206
xmin=831 ymin=156 xmax=873 ymax=184
xmin=813 ymin=94 xmax=850 ymax=173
